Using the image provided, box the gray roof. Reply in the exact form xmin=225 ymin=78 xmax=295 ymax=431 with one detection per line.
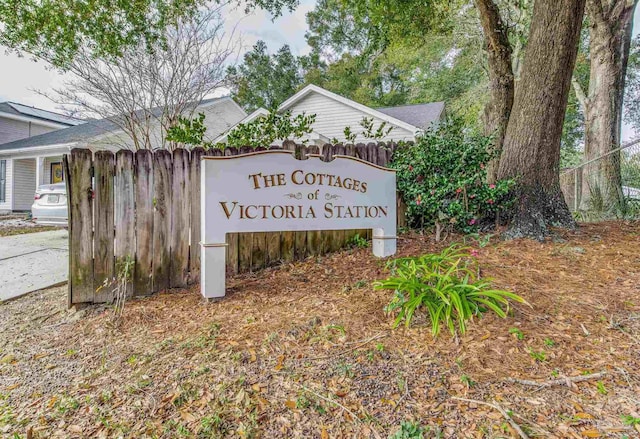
xmin=0 ymin=102 xmax=84 ymax=126
xmin=0 ymin=97 xmax=228 ymax=152
xmin=376 ymin=102 xmax=445 ymax=129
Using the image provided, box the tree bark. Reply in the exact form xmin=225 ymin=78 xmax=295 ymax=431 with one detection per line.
xmin=497 ymin=0 xmax=586 ymax=239
xmin=578 ymin=0 xmax=637 ymax=212
xmin=474 ymin=0 xmax=514 ymax=183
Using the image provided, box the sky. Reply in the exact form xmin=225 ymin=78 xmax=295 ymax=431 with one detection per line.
xmin=0 ymin=2 xmax=639 ymax=140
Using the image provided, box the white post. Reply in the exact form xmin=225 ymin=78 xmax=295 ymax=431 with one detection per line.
xmin=35 ymin=156 xmax=43 ymax=187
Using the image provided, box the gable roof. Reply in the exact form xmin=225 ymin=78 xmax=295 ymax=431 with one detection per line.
xmin=279 ymin=84 xmax=422 ymax=134
xmin=0 ymin=96 xmax=239 ymax=153
xmin=0 ymin=102 xmax=84 ymax=127
xmin=375 ymin=102 xmax=445 ymax=129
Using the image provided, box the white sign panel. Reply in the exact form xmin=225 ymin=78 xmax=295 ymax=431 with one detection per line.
xmin=201 ymin=150 xmax=397 ymax=298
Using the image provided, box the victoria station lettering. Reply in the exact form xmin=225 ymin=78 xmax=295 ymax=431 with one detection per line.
xmin=219 ymin=202 xmax=388 ymax=220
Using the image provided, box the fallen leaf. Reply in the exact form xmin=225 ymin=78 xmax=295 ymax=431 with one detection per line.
xmin=321 ymin=427 xmax=329 ymax=439
xmin=580 ymin=429 xmax=602 ymax=438
xmin=285 ymin=400 xmax=297 ymax=410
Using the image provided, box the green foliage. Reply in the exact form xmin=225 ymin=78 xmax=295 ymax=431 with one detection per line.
xmin=625 ymin=35 xmax=640 ymax=133
xmin=621 ymin=414 xmax=640 ymax=426
xmin=227 ymin=41 xmax=303 ymax=112
xmin=0 ymin=0 xmax=201 ymax=67
xmin=347 ymin=233 xmax=369 ymax=249
xmin=527 ymin=348 xmax=547 ymax=362
xmin=376 ymin=244 xmax=526 ymax=336
xmin=337 ymin=117 xmax=394 ymax=143
xmin=391 ymin=120 xmax=515 ymax=233
xmin=596 ymin=381 xmax=607 ymax=395
xmin=219 ymin=110 xmax=316 ymax=149
xmin=389 ymin=421 xmax=426 ymax=439
xmin=509 ymin=327 xmax=524 ymax=340
xmin=166 ymin=112 xmax=213 ymax=149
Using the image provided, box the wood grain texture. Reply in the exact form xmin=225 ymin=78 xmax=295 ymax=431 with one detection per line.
xmin=189 ymin=147 xmax=204 ymax=283
xmin=170 ymin=148 xmax=190 ymax=288
xmin=152 ymin=150 xmax=172 ymax=293
xmin=68 ymin=149 xmax=94 ymax=304
xmin=134 ymin=150 xmax=154 ymax=296
xmin=93 ymin=150 xmax=115 ymax=302
xmin=114 ymin=150 xmax=135 ymax=298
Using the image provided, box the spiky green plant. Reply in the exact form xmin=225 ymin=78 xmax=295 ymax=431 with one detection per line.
xmin=376 ymin=244 xmax=526 ymax=337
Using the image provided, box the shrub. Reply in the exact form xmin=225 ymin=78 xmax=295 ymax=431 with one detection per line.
xmin=391 ymin=119 xmax=515 ymax=234
xmin=375 ymin=244 xmax=526 ymax=336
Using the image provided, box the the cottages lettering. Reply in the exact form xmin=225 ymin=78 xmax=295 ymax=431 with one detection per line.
xmin=248 ymin=170 xmax=368 ymax=193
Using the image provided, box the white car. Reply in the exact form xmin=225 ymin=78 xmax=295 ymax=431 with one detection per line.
xmin=31 ymin=183 xmax=68 ymax=226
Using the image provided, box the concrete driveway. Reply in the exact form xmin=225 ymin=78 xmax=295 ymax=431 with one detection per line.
xmin=0 ymin=229 xmax=68 ymax=302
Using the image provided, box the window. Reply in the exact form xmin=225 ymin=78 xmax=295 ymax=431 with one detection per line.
xmin=0 ymin=160 xmax=5 ymax=203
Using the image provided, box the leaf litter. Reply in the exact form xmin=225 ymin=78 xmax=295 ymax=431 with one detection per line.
xmin=0 ymin=221 xmax=639 ymax=438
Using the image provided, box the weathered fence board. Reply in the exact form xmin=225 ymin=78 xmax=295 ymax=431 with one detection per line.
xmin=134 ymin=150 xmax=154 ymax=296
xmin=67 ymin=149 xmax=94 ymax=305
xmin=114 ymin=150 xmax=135 ymax=298
xmin=65 ymin=142 xmax=408 ymax=305
xmin=170 ymin=149 xmax=191 ymax=288
xmin=93 ymin=151 xmax=115 ymax=302
xmin=152 ymin=150 xmax=172 ymax=293
xmin=189 ymin=148 xmax=204 ymax=281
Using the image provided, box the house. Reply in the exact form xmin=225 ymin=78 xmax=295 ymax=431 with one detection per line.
xmin=214 ymin=84 xmax=446 ymax=145
xmin=0 ymin=101 xmax=83 ymax=145
xmin=0 ymin=97 xmax=246 ymax=212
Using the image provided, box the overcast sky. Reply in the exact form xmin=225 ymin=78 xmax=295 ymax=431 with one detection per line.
xmin=0 ymin=2 xmax=638 ymax=140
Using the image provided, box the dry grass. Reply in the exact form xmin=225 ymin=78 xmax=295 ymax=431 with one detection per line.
xmin=0 ymin=222 xmax=639 ymax=438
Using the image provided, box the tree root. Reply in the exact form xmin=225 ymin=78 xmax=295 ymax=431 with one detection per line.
xmin=506 ymin=371 xmax=607 ymax=388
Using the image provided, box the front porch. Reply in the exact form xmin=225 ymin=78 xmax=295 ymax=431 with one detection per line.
xmin=0 ymin=153 xmax=65 ymax=212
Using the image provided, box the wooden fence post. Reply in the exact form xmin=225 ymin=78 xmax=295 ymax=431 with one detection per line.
xmin=67 ymin=148 xmax=94 ymax=305
xmin=93 ymin=150 xmax=115 ymax=302
xmin=152 ymin=150 xmax=172 ymax=292
xmin=134 ymin=150 xmax=154 ymax=295
xmin=114 ymin=150 xmax=135 ymax=298
xmin=190 ymin=147 xmax=205 ymax=283
xmin=170 ymin=148 xmax=191 ymax=288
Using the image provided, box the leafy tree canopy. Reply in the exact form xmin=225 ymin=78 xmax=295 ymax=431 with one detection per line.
xmin=0 ymin=0 xmax=299 ymax=68
xmin=227 ymin=41 xmax=303 ymax=111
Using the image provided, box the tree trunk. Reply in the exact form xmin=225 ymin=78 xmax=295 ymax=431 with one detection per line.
xmin=579 ymin=0 xmax=637 ymax=212
xmin=475 ymin=0 xmax=514 ymax=183
xmin=497 ymin=0 xmax=586 ymax=239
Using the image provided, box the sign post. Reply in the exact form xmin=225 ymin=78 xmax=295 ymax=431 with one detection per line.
xmin=201 ymin=150 xmax=397 ymax=298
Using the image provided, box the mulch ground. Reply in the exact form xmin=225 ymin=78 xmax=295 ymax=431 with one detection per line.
xmin=0 ymin=222 xmax=639 ymax=438
xmin=0 ymin=216 xmax=57 ymax=237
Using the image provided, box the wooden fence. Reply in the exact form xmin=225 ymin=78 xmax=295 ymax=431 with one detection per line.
xmin=64 ymin=141 xmax=407 ymax=306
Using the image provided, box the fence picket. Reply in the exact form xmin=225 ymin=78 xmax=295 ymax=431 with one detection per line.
xmin=67 ymin=149 xmax=94 ymax=304
xmin=114 ymin=150 xmax=135 ymax=298
xmin=170 ymin=149 xmax=190 ymax=288
xmin=134 ymin=150 xmax=154 ymax=296
xmin=93 ymin=151 xmax=115 ymax=302
xmin=190 ymin=147 xmax=205 ymax=282
xmin=152 ymin=150 xmax=172 ymax=293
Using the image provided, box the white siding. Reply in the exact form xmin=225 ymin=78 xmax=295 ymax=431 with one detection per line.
xmin=0 ymin=159 xmax=12 ymax=212
xmin=30 ymin=123 xmax=58 ymax=137
xmin=287 ymin=92 xmax=415 ymax=144
xmin=12 ymin=158 xmax=36 ymax=210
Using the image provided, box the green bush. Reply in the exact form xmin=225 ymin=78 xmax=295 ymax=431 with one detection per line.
xmin=375 ymin=244 xmax=526 ymax=336
xmin=391 ymin=119 xmax=515 ymax=233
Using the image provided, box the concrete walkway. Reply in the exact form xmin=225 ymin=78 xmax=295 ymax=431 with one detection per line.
xmin=0 ymin=229 xmax=68 ymax=302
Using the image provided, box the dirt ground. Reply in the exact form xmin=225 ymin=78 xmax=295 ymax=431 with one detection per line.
xmin=0 ymin=215 xmax=57 ymax=237
xmin=0 ymin=222 xmax=639 ymax=438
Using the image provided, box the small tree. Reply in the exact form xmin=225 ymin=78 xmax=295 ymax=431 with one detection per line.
xmin=44 ymin=7 xmax=237 ymax=150
xmin=392 ymin=120 xmax=514 ymax=238
xmin=218 ymin=110 xmax=316 ymax=148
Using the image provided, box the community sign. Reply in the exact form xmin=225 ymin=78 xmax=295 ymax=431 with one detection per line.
xmin=200 ymin=150 xmax=397 ymax=298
